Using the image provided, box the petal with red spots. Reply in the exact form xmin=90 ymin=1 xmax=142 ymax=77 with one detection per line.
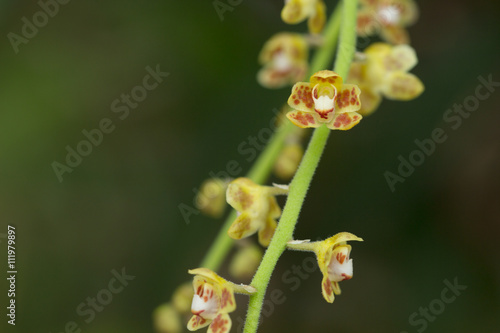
xmin=219 ymin=287 xmax=236 ymax=313
xmin=382 ymin=72 xmax=424 ymax=100
xmin=257 ymin=63 xmax=307 ymax=89
xmin=327 ymin=112 xmax=363 ymax=131
xmin=335 ymin=84 xmax=362 ymax=113
xmin=383 ymin=44 xmax=417 ymax=72
xmin=356 ymin=8 xmax=379 ymax=37
xmin=321 ymin=275 xmax=335 ymax=303
xmin=379 ymin=25 xmax=410 ymax=45
xmin=226 ymin=179 xmax=255 ymax=212
xmin=187 ymin=315 xmax=211 ymax=331
xmin=227 ymin=212 xmax=259 ymax=240
xmin=208 ymin=313 xmax=232 ymax=333
xmin=286 ymin=111 xmax=320 ymax=129
xmin=310 ymin=70 xmax=343 ymax=93
xmin=358 ymin=85 xmax=382 ymax=116
xmin=287 ymin=82 xmax=315 ymax=112
xmin=387 ymin=0 xmax=419 ymax=25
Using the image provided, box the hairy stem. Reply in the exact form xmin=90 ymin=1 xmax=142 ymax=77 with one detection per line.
xmin=199 ymin=2 xmax=344 ymax=272
xmin=243 ymin=0 xmax=359 ymax=332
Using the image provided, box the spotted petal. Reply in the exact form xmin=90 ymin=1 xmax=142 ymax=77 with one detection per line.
xmin=219 ymin=286 xmax=236 ymax=313
xmin=388 ymin=0 xmax=419 ymax=25
xmin=379 ymin=25 xmax=410 ymax=45
xmin=227 ymin=212 xmax=259 ymax=240
xmin=347 ymin=62 xmax=365 ymax=85
xmin=321 ymin=275 xmax=336 ymax=303
xmin=310 ymin=70 xmax=343 ymax=93
xmin=356 ymin=8 xmax=379 ymax=37
xmin=335 ymin=84 xmax=362 ymax=113
xmin=382 ymin=71 xmax=424 ymax=100
xmin=383 ymin=44 xmax=418 ymax=72
xmin=358 ymin=85 xmax=382 ymax=116
xmin=188 ymin=315 xmax=211 ymax=331
xmin=257 ymin=64 xmax=307 ymax=89
xmin=286 ymin=111 xmax=320 ymax=128
xmin=226 ymin=178 xmax=257 ymax=212
xmin=258 ymin=32 xmax=307 ymax=64
xmin=288 ymin=82 xmax=315 ymax=112
xmin=327 ymin=112 xmax=362 ymax=131
xmin=208 ymin=313 xmax=231 ymax=333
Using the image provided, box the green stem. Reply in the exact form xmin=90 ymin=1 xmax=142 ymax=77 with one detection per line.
xmin=243 ymin=0 xmax=359 ymax=332
xmin=199 ymin=3 xmax=345 ymax=272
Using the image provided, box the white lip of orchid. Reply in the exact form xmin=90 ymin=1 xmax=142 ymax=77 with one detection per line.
xmin=191 ymin=288 xmax=219 ymax=320
xmin=272 ymin=51 xmax=293 ymax=72
xmin=378 ymin=5 xmax=401 ymax=25
xmin=327 ymin=249 xmax=353 ymax=282
xmin=312 ymin=84 xmax=336 ymax=119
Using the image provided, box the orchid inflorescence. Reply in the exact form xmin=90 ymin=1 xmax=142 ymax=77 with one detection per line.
xmin=155 ymin=0 xmax=424 ymax=332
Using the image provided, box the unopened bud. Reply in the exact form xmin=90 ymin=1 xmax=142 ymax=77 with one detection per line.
xmin=172 ymin=282 xmax=194 ymax=314
xmin=153 ymin=303 xmax=181 ymax=333
xmin=229 ymin=244 xmax=263 ymax=280
xmin=195 ymin=178 xmax=229 ymax=218
xmin=274 ymin=143 xmax=304 ymax=180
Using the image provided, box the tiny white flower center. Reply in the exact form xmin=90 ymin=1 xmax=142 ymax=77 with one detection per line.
xmin=273 ymin=51 xmax=293 ymax=72
xmin=312 ymin=84 xmax=336 ymax=119
xmin=378 ymin=5 xmax=401 ymax=25
xmin=327 ymin=247 xmax=353 ymax=282
xmin=191 ymin=283 xmax=219 ymax=320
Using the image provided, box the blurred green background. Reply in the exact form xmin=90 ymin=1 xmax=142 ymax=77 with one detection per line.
xmin=0 ymin=0 xmax=499 ymax=332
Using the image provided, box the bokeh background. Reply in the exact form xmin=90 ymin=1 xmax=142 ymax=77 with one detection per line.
xmin=1 ymin=0 xmax=499 ymax=332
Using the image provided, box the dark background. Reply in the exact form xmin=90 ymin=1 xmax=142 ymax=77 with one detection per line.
xmin=0 ymin=0 xmax=499 ymax=332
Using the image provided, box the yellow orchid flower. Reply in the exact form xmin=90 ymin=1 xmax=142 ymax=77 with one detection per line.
xmin=281 ymin=0 xmax=327 ymax=34
xmin=286 ymin=70 xmax=363 ymax=130
xmin=258 ymin=32 xmax=309 ymax=89
xmin=287 ymin=232 xmax=363 ymax=303
xmin=187 ymin=268 xmax=255 ymax=333
xmin=357 ymin=0 xmax=419 ymax=44
xmin=226 ymin=178 xmax=288 ymax=247
xmin=347 ymin=42 xmax=424 ymax=115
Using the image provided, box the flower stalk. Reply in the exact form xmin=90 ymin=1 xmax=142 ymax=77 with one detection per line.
xmin=243 ymin=0 xmax=359 ymax=331
xmin=199 ymin=3 xmax=345 ymax=272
